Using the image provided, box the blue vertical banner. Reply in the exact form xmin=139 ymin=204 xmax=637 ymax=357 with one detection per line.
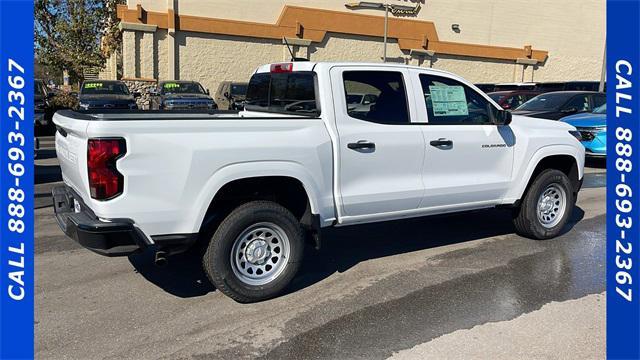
xmin=607 ymin=0 xmax=640 ymax=359
xmin=0 ymin=0 xmax=35 ymax=359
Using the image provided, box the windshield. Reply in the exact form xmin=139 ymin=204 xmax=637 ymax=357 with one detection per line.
xmin=593 ymin=103 xmax=606 ymax=114
xmin=230 ymin=84 xmax=247 ymax=96
xmin=516 ymin=93 xmax=571 ymax=111
xmin=81 ymin=82 xmax=130 ymax=95
xmin=245 ymin=71 xmax=319 ymax=116
xmin=161 ymin=82 xmax=206 ymax=95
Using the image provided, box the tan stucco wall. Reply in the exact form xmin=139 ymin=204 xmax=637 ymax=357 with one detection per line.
xmin=156 ymin=29 xmax=169 ymax=80
xmin=309 ymin=33 xmax=406 ymax=63
xmin=122 ymin=0 xmax=605 ymax=87
xmin=175 ymin=32 xmax=283 ymax=93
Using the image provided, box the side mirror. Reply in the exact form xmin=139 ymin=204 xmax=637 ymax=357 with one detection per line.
xmin=206 ymin=89 xmax=210 ymax=95
xmin=562 ymin=107 xmax=577 ymax=113
xmin=133 ymin=91 xmax=142 ymax=98
xmin=495 ymin=109 xmax=512 ymax=125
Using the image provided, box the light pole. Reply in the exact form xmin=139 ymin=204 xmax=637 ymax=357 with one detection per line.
xmin=345 ymin=2 xmax=418 ymax=62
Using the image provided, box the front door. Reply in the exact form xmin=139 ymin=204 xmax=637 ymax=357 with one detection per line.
xmin=412 ymin=70 xmax=514 ymax=209
xmin=331 ymin=67 xmax=426 ymax=222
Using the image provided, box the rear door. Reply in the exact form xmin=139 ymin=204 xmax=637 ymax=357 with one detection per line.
xmin=411 ymin=70 xmax=514 ymax=208
xmin=330 ymin=66 xmax=426 ymax=222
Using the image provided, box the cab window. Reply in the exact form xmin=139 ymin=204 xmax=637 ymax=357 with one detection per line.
xmin=419 ymin=74 xmax=494 ymax=125
xmin=343 ymin=71 xmax=410 ymax=125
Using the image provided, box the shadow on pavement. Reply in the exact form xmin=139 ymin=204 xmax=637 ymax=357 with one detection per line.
xmin=129 ymin=247 xmax=216 ymax=298
xmin=35 ymin=164 xmax=62 ymax=185
xmin=128 ymin=206 xmax=585 ymax=299
xmin=36 ymin=148 xmax=58 ymax=160
xmin=585 ymin=157 xmax=606 ymax=169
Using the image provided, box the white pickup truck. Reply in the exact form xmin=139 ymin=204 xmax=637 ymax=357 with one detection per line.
xmin=53 ymin=62 xmax=585 ymax=302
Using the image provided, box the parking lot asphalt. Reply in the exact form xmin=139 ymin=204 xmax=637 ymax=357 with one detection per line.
xmin=35 ymin=136 xmax=606 ymax=360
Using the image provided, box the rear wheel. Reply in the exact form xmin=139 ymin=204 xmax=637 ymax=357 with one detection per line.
xmin=513 ymin=169 xmax=575 ymax=239
xmin=202 ymin=201 xmax=304 ymax=303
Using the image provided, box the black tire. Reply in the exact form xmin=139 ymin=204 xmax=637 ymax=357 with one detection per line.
xmin=202 ymin=201 xmax=304 ymax=303
xmin=513 ymin=169 xmax=575 ymax=239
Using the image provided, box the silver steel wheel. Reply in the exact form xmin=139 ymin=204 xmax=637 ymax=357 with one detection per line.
xmin=536 ymin=183 xmax=567 ymax=228
xmin=230 ymin=222 xmax=290 ymax=286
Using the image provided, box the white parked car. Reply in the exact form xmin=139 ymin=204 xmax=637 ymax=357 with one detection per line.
xmin=53 ymin=62 xmax=585 ymax=302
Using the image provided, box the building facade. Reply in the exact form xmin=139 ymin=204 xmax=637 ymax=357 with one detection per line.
xmin=113 ymin=0 xmax=605 ymax=97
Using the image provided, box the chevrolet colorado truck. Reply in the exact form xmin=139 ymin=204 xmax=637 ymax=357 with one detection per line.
xmin=53 ymin=62 xmax=585 ymax=302
xmin=150 ymin=80 xmax=217 ymax=110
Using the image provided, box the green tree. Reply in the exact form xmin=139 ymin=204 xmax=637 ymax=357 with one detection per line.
xmin=35 ymin=0 xmax=124 ymax=81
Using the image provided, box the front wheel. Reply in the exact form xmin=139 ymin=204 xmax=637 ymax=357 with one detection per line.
xmin=513 ymin=169 xmax=576 ymax=239
xmin=202 ymin=201 xmax=304 ymax=303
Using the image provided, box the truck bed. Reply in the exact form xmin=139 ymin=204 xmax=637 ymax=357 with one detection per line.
xmin=52 ymin=109 xmax=335 ymax=240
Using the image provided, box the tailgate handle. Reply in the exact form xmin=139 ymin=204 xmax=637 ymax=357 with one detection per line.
xmin=56 ymin=125 xmax=68 ymax=137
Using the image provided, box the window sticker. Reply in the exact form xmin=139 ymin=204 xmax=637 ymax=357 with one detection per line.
xmin=83 ymin=82 xmax=103 ymax=89
xmin=163 ymin=82 xmax=180 ymax=89
xmin=429 ymin=85 xmax=469 ymax=116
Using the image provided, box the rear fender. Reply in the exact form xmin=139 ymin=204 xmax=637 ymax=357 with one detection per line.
xmin=189 ymin=161 xmax=328 ymax=234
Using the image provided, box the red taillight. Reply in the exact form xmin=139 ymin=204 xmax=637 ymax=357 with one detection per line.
xmin=270 ymin=63 xmax=293 ymax=73
xmin=87 ymin=138 xmax=126 ymax=200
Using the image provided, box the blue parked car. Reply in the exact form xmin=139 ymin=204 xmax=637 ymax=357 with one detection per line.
xmin=560 ymin=104 xmax=606 ymax=157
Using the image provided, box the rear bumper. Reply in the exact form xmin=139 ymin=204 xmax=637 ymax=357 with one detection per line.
xmin=52 ymin=185 xmax=149 ymax=256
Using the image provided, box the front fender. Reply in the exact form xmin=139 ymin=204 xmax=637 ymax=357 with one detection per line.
xmin=503 ymin=144 xmax=585 ymax=203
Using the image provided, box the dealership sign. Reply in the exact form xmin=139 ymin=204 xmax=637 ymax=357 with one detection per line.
xmin=607 ymin=0 xmax=640 ymax=359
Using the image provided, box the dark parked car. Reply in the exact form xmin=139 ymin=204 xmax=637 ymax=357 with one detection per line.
xmin=215 ymin=81 xmax=248 ymax=110
xmin=535 ymin=81 xmax=605 ymax=93
xmin=487 ymin=90 xmax=541 ymax=110
xmin=151 ymin=80 xmax=217 ymax=110
xmin=534 ymin=82 xmax=565 ymax=93
xmin=512 ymin=91 xmax=606 ymax=120
xmin=474 ymin=83 xmax=496 ymax=93
xmin=564 ymin=81 xmax=604 ymax=92
xmin=34 ymin=79 xmax=52 ymax=126
xmin=78 ymin=80 xmax=139 ymax=110
xmin=492 ymin=82 xmax=537 ymax=92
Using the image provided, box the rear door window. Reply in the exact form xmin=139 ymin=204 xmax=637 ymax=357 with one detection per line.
xmin=245 ymin=72 xmax=319 ymax=116
xmin=342 ymin=71 xmax=410 ymax=125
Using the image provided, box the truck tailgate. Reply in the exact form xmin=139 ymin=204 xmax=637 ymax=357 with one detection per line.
xmin=53 ymin=112 xmax=90 ymax=202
